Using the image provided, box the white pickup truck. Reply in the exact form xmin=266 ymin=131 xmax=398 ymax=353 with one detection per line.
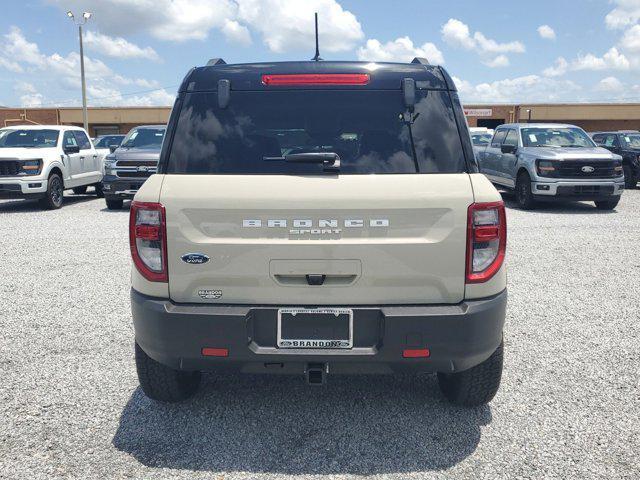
xmin=0 ymin=125 xmax=103 ymax=209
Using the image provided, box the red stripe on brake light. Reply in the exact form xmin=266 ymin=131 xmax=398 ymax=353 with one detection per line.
xmin=403 ymin=348 xmax=430 ymax=358
xmin=261 ymin=74 xmax=370 ymax=86
xmin=135 ymin=224 xmax=160 ymax=240
xmin=202 ymin=348 xmax=229 ymax=357
xmin=129 ymin=201 xmax=168 ymax=283
xmin=466 ymin=201 xmax=507 ymax=284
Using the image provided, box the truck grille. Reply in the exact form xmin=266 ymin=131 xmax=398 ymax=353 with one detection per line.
xmin=0 ymin=160 xmax=20 ymax=176
xmin=113 ymin=160 xmax=157 ymax=179
xmin=556 ymin=185 xmax=615 ymax=196
xmin=115 ymin=160 xmax=157 ymax=167
xmin=555 ymin=160 xmax=619 ymax=179
xmin=117 ymin=171 xmax=154 ymax=178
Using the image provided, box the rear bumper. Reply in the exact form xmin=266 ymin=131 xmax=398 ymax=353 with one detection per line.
xmin=531 ymin=179 xmax=624 ymax=200
xmin=131 ymin=288 xmax=507 ymax=375
xmin=102 ymin=175 xmax=146 ymax=199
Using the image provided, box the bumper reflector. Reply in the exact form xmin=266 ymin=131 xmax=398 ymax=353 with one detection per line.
xmin=202 ymin=347 xmax=229 ymax=357
xmin=403 ymin=348 xmax=430 ymax=358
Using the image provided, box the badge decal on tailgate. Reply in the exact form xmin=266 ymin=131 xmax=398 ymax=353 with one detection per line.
xmin=198 ymin=289 xmax=222 ymax=299
xmin=181 ymin=253 xmax=210 ymax=264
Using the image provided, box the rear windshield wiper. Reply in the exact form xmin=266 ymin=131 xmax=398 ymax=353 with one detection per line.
xmin=263 ymin=152 xmax=340 ymax=171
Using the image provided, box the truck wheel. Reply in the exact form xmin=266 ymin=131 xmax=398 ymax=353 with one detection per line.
xmin=623 ymin=165 xmax=637 ymax=189
xmin=39 ymin=173 xmax=64 ymax=210
xmin=94 ymin=183 xmax=104 ymax=198
xmin=105 ymin=198 xmax=123 ymax=210
xmin=595 ymin=198 xmax=620 ymax=210
xmin=515 ymin=172 xmax=535 ymax=210
xmin=437 ymin=340 xmax=503 ymax=407
xmin=135 ymin=342 xmax=201 ymax=402
xmin=72 ymin=186 xmax=87 ymax=195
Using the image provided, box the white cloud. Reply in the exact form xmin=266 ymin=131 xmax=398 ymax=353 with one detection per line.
xmin=441 ymin=18 xmax=524 ymax=66
xmin=472 ymin=31 xmax=525 ymax=54
xmin=83 ymin=31 xmax=160 ymax=61
xmin=236 ymin=0 xmax=363 ymax=53
xmin=537 ymin=25 xmax=556 ymax=40
xmin=0 ymin=27 xmax=171 ymax=107
xmin=357 ymin=37 xmax=444 ymax=64
xmin=605 ymin=0 xmax=640 ymax=29
xmin=0 ymin=56 xmax=23 ymax=73
xmin=620 ymin=24 xmax=640 ymax=52
xmin=221 ymin=19 xmax=252 ymax=46
xmin=441 ymin=19 xmax=476 ymax=50
xmin=573 ymin=47 xmax=630 ymax=71
xmin=483 ymin=54 xmax=509 ymax=68
xmin=595 ymin=76 xmax=624 ymax=92
xmin=14 ymin=82 xmax=43 ymax=107
xmin=543 ymin=57 xmax=568 ymax=77
xmin=453 ymin=74 xmax=580 ymax=103
xmin=49 ymin=0 xmax=363 ymax=53
xmin=48 ymin=0 xmax=237 ymax=42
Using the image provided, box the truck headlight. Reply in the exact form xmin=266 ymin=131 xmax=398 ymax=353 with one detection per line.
xmin=536 ymin=160 xmax=556 ymax=177
xmin=20 ymin=159 xmax=43 ymax=175
xmin=104 ymin=159 xmax=116 ymax=175
xmin=614 ymin=161 xmax=623 ymax=176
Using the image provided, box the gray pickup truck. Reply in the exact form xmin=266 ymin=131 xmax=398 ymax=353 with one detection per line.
xmin=477 ymin=123 xmax=625 ymax=210
xmin=102 ymin=125 xmax=165 ymax=210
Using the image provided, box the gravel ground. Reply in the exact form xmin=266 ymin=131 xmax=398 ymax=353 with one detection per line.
xmin=0 ymin=190 xmax=638 ymax=480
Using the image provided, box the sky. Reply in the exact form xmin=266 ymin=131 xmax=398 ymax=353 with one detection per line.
xmin=1 ymin=0 xmax=640 ymax=108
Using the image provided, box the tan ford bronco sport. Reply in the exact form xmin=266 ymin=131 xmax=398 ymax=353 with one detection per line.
xmin=129 ymin=58 xmax=507 ymax=406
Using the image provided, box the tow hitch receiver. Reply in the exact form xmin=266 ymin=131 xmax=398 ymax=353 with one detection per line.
xmin=306 ymin=363 xmax=327 ymax=386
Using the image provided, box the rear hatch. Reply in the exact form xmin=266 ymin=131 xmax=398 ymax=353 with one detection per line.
xmin=161 ymin=74 xmax=473 ymax=305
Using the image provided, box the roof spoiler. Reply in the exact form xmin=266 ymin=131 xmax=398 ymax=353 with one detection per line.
xmin=206 ymin=58 xmax=227 ymax=66
xmin=411 ymin=57 xmax=429 ymax=65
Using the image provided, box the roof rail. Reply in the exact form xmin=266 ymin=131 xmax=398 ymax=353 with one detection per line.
xmin=206 ymin=58 xmax=227 ymax=66
xmin=411 ymin=57 xmax=429 ymax=65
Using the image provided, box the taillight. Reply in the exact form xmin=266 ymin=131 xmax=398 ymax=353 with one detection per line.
xmin=466 ymin=202 xmax=506 ymax=283
xmin=261 ymin=73 xmax=370 ymax=86
xmin=129 ymin=201 xmax=168 ymax=282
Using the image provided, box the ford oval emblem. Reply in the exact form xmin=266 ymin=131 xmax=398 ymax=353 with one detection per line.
xmin=581 ymin=166 xmax=595 ymax=173
xmin=181 ymin=253 xmax=209 ymax=265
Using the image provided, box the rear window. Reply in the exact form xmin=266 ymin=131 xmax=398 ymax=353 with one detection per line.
xmin=165 ymin=90 xmax=467 ymax=174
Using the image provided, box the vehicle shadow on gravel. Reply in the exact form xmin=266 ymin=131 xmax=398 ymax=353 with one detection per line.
xmin=0 ymin=195 xmax=98 ymax=213
xmin=499 ymin=192 xmax=618 ymax=214
xmin=113 ymin=373 xmax=491 ymax=475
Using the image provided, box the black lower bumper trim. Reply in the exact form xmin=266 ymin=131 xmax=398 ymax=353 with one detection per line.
xmin=102 ymin=177 xmax=144 ymax=199
xmin=131 ymin=289 xmax=507 ymax=375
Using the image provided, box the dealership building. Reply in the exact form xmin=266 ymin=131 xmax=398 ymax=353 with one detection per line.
xmin=1 ymin=103 xmax=640 ymax=137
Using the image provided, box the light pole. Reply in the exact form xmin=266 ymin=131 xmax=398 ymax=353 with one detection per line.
xmin=67 ymin=11 xmax=92 ymax=133
xmin=526 ymin=108 xmax=532 ymax=123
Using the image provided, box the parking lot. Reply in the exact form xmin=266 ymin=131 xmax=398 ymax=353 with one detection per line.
xmin=0 ymin=191 xmax=638 ymax=479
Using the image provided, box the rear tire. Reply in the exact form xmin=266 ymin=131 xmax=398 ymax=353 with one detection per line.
xmin=515 ymin=172 xmax=536 ymax=210
xmin=39 ymin=173 xmax=64 ymax=210
xmin=595 ymin=198 xmax=620 ymax=210
xmin=105 ymin=197 xmax=123 ymax=210
xmin=135 ymin=343 xmax=201 ymax=402
xmin=72 ymin=186 xmax=87 ymax=195
xmin=94 ymin=183 xmax=104 ymax=198
xmin=438 ymin=340 xmax=503 ymax=407
xmin=623 ymin=165 xmax=637 ymax=189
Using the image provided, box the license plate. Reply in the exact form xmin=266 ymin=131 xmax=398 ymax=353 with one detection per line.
xmin=277 ymin=308 xmax=353 ymax=349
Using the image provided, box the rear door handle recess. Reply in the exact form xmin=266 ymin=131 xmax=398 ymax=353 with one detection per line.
xmin=305 ymin=274 xmax=326 ymax=286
